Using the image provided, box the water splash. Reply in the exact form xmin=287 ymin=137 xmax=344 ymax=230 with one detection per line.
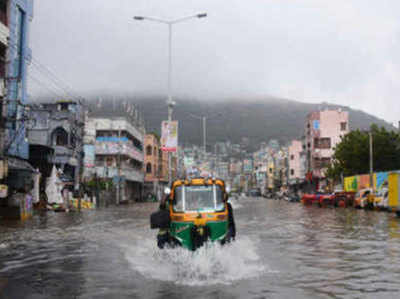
xmin=229 ymin=198 xmax=243 ymax=209
xmin=124 ymin=236 xmax=268 ymax=286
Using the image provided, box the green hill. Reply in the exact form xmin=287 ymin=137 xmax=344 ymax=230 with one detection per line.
xmin=85 ymin=96 xmax=393 ymax=152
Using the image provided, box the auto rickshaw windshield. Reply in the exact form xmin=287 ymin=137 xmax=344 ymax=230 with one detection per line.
xmin=173 ymin=185 xmax=225 ymax=212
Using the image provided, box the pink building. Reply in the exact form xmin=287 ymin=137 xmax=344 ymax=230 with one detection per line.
xmin=288 ymin=140 xmax=303 ymax=183
xmin=305 ymin=109 xmax=349 ymax=178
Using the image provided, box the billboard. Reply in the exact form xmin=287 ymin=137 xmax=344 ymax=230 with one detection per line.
xmin=161 ymin=121 xmax=178 ymax=152
xmin=84 ymin=145 xmax=95 ymax=168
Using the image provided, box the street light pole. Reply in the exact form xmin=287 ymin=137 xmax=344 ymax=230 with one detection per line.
xmin=203 ymin=116 xmax=206 ymax=154
xmin=369 ymin=131 xmax=374 ymax=191
xmin=167 ymin=23 xmax=173 ymax=187
xmin=133 ymin=13 xmax=207 ymax=186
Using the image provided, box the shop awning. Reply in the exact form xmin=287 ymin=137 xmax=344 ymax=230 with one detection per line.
xmin=7 ymin=157 xmax=36 ymax=172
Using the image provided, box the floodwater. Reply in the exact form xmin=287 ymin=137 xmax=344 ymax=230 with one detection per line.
xmin=1 ymin=198 xmax=400 ymax=299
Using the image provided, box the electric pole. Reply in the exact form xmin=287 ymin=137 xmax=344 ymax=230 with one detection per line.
xmin=369 ymin=131 xmax=374 ymax=191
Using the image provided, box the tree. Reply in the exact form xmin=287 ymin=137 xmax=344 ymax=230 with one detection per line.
xmin=327 ymin=124 xmax=400 ymax=181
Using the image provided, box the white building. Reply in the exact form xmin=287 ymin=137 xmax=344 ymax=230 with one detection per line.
xmin=83 ymin=113 xmax=145 ymax=202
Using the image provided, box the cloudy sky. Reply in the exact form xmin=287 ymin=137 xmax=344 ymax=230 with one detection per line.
xmin=29 ymin=0 xmax=400 ymax=124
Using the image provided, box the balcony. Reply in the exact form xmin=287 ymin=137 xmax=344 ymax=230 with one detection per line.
xmin=95 ymin=166 xmax=144 ymax=183
xmin=95 ymin=138 xmax=144 ymax=162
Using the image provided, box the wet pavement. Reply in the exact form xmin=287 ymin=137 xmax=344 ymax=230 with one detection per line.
xmin=1 ymin=198 xmax=400 ymax=299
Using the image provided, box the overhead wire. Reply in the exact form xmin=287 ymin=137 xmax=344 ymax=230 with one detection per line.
xmin=0 ymin=30 xmax=85 ymax=103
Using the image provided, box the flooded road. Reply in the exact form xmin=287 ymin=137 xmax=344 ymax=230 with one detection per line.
xmin=1 ymin=198 xmax=400 ymax=299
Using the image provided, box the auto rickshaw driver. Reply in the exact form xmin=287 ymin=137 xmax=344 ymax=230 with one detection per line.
xmin=156 ymin=190 xmax=170 ymax=249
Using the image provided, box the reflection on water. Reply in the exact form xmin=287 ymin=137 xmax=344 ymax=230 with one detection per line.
xmin=0 ymin=200 xmax=399 ymax=298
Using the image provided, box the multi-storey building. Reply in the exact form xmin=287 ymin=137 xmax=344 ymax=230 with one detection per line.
xmin=28 ymin=101 xmax=84 ymax=192
xmin=288 ymin=140 xmax=303 ymax=185
xmin=0 ymin=1 xmax=34 ymax=220
xmin=83 ymin=103 xmax=145 ymax=203
xmin=0 ymin=0 xmax=10 ymax=182
xmin=5 ymin=0 xmax=34 ymax=189
xmin=143 ymin=133 xmax=168 ymax=198
xmin=305 ymin=109 xmax=349 ymax=179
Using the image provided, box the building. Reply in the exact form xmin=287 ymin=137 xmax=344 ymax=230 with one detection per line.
xmin=28 ymin=101 xmax=84 ymax=193
xmin=0 ymin=0 xmax=34 ymax=220
xmin=0 ymin=0 xmax=10 ymax=183
xmin=288 ymin=140 xmax=303 ymax=185
xmin=83 ymin=102 xmax=145 ymax=203
xmin=4 ymin=0 xmax=34 ymax=187
xmin=143 ymin=133 xmax=167 ymax=199
xmin=305 ymin=109 xmax=349 ymax=180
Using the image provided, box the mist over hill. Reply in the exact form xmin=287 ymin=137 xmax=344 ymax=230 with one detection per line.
xmin=77 ymin=95 xmax=394 ymax=152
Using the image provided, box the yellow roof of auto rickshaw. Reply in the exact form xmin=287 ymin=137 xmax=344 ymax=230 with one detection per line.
xmin=170 ymin=177 xmax=226 ymax=197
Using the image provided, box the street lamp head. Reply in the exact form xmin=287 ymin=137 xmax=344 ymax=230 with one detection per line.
xmin=197 ymin=13 xmax=207 ymax=18
xmin=133 ymin=16 xmax=145 ymax=20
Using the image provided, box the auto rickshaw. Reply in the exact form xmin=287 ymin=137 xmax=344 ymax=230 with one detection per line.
xmin=150 ymin=177 xmax=236 ymax=251
xmin=354 ymin=188 xmax=372 ymax=209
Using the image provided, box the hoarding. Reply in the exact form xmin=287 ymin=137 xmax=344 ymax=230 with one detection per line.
xmin=84 ymin=145 xmax=95 ymax=168
xmin=161 ymin=121 xmax=178 ymax=152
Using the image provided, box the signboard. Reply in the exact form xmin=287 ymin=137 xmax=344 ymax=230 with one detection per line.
xmin=161 ymin=121 xmax=178 ymax=152
xmin=84 ymin=145 xmax=95 ymax=168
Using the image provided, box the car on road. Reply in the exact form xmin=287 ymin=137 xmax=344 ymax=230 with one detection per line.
xmin=248 ymin=188 xmax=262 ymax=198
xmin=373 ymin=188 xmax=389 ymax=210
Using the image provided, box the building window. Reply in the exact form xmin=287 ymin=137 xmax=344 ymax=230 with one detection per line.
xmin=158 ymin=165 xmax=162 ymax=177
xmin=154 ymin=147 xmax=157 ymax=156
xmin=146 ymin=145 xmax=152 ymax=156
xmin=290 ymin=155 xmax=294 ymax=160
xmin=106 ymin=157 xmax=114 ymax=167
xmin=340 ymin=122 xmax=347 ymax=131
xmin=313 ymin=157 xmax=331 ymax=168
xmin=0 ymin=1 xmax=7 ymax=26
xmin=51 ymin=127 xmax=69 ymax=146
xmin=95 ymin=155 xmax=104 ymax=166
xmin=314 ymin=138 xmax=331 ymax=149
xmin=60 ymin=103 xmax=69 ymax=111
xmin=290 ymin=169 xmax=294 ymax=175
xmin=146 ymin=163 xmax=152 ymax=174
xmin=0 ymin=44 xmax=6 ymax=78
